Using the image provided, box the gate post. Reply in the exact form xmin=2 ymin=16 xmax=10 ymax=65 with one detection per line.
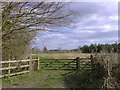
xmin=8 ymin=59 xmax=11 ymax=78
xmin=90 ymin=55 xmax=94 ymax=70
xmin=34 ymin=57 xmax=40 ymax=71
xmin=28 ymin=56 xmax=33 ymax=72
xmin=37 ymin=57 xmax=40 ymax=70
xmin=76 ymin=57 xmax=80 ymax=70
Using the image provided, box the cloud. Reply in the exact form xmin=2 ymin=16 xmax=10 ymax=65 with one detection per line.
xmin=42 ymin=33 xmax=64 ymax=39
xmin=32 ymin=2 xmax=118 ymax=50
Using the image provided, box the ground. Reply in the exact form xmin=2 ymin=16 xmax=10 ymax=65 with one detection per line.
xmin=2 ymin=69 xmax=95 ymax=88
xmin=2 ymin=70 xmax=68 ymax=88
xmin=2 ymin=53 xmax=95 ymax=88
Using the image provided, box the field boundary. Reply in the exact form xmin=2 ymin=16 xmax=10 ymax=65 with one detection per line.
xmin=1 ymin=54 xmax=95 ymax=78
xmin=0 ymin=58 xmax=39 ymax=78
xmin=39 ymin=56 xmax=93 ymax=70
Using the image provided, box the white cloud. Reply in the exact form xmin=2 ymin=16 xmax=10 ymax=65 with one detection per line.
xmin=31 ymin=2 xmax=118 ymax=50
xmin=42 ymin=33 xmax=64 ymax=39
xmin=103 ymin=25 xmax=112 ymax=32
xmin=109 ymin=16 xmax=118 ymax=20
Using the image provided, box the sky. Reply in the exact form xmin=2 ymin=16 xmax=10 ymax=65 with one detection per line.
xmin=31 ymin=2 xmax=118 ymax=50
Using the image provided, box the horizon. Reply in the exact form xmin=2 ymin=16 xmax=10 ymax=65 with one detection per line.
xmin=31 ymin=42 xmax=118 ymax=51
xmin=31 ymin=2 xmax=118 ymax=50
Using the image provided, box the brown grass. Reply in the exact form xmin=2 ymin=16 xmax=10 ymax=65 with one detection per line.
xmin=32 ymin=53 xmax=91 ymax=59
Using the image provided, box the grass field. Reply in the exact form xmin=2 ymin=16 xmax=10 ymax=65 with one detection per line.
xmin=36 ymin=53 xmax=91 ymax=70
xmin=2 ymin=52 xmax=118 ymax=88
xmin=32 ymin=52 xmax=91 ymax=59
xmin=2 ymin=69 xmax=95 ymax=88
xmin=2 ymin=70 xmax=69 ymax=88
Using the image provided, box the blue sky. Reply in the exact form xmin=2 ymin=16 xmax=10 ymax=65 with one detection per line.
xmin=31 ymin=2 xmax=118 ymax=50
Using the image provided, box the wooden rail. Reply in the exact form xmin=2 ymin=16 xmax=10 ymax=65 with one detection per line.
xmin=40 ymin=57 xmax=92 ymax=70
xmin=0 ymin=59 xmax=39 ymax=63
xmin=0 ymin=58 xmax=39 ymax=78
xmin=0 ymin=55 xmax=94 ymax=78
xmin=0 ymin=71 xmax=30 ymax=78
xmin=40 ymin=58 xmax=90 ymax=61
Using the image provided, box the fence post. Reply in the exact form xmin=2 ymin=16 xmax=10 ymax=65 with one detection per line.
xmin=8 ymin=59 xmax=11 ymax=78
xmin=34 ymin=57 xmax=39 ymax=71
xmin=29 ymin=56 xmax=33 ymax=72
xmin=76 ymin=57 xmax=80 ymax=70
xmin=90 ymin=55 xmax=94 ymax=70
xmin=37 ymin=57 xmax=40 ymax=70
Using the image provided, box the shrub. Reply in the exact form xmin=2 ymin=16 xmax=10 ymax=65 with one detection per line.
xmin=92 ymin=53 xmax=119 ymax=89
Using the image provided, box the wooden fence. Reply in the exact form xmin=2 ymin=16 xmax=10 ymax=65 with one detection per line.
xmin=39 ymin=55 xmax=94 ymax=70
xmin=0 ymin=57 xmax=39 ymax=78
xmin=0 ymin=55 xmax=95 ymax=78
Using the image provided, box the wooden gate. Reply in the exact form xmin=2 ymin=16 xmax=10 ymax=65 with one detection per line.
xmin=40 ymin=57 xmax=91 ymax=70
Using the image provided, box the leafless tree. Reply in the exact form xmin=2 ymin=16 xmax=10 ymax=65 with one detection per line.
xmin=1 ymin=2 xmax=74 ymax=60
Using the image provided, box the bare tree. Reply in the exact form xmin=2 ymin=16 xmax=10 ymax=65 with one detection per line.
xmin=1 ymin=2 xmax=73 ymax=60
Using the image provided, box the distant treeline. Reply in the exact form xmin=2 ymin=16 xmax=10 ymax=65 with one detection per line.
xmin=79 ymin=43 xmax=120 ymax=53
xmin=49 ymin=43 xmax=119 ymax=53
xmin=32 ymin=43 xmax=120 ymax=53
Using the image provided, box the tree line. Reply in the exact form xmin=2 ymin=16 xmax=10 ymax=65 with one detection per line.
xmin=38 ymin=42 xmax=120 ymax=53
xmin=79 ymin=43 xmax=120 ymax=53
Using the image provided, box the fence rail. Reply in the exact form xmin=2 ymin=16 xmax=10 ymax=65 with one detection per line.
xmin=40 ymin=58 xmax=90 ymax=60
xmin=0 ymin=55 xmax=94 ymax=78
xmin=0 ymin=59 xmax=39 ymax=63
xmin=40 ymin=57 xmax=92 ymax=70
xmin=0 ymin=58 xmax=39 ymax=78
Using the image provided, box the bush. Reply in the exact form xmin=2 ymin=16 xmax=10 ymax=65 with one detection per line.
xmin=92 ymin=53 xmax=119 ymax=89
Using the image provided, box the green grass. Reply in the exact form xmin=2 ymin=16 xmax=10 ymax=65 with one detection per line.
xmin=2 ymin=69 xmax=92 ymax=88
xmin=3 ymin=69 xmax=99 ymax=88
xmin=2 ymin=53 xmax=92 ymax=88
xmin=2 ymin=59 xmax=91 ymax=88
xmin=2 ymin=70 xmax=73 ymax=88
xmin=2 ymin=53 xmax=119 ymax=88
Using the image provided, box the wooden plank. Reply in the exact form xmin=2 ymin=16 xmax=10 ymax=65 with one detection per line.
xmin=0 ymin=65 xmax=30 ymax=71
xmin=40 ymin=58 xmax=90 ymax=61
xmin=0 ymin=58 xmax=39 ymax=78
xmin=8 ymin=59 xmax=11 ymax=78
xmin=81 ymin=58 xmax=90 ymax=60
xmin=30 ymin=57 xmax=33 ymax=71
xmin=32 ymin=59 xmax=39 ymax=61
xmin=37 ymin=57 xmax=40 ymax=70
xmin=40 ymin=59 xmax=75 ymax=60
xmin=0 ymin=59 xmax=38 ymax=64
xmin=40 ymin=63 xmax=76 ymax=65
xmin=0 ymin=70 xmax=30 ymax=78
xmin=76 ymin=57 xmax=80 ymax=70
xmin=0 ymin=60 xmax=30 ymax=63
